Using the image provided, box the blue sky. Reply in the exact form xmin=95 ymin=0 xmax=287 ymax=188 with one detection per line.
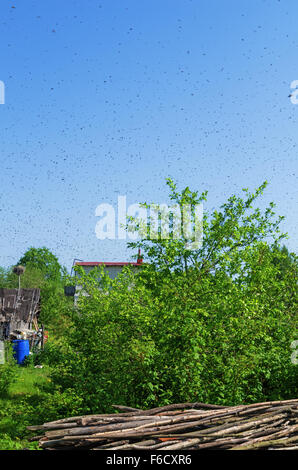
xmin=0 ymin=0 xmax=297 ymax=270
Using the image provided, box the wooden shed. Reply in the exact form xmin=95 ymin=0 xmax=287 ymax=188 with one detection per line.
xmin=0 ymin=288 xmax=40 ymax=340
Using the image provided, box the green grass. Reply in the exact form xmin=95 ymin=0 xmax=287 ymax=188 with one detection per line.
xmin=0 ymin=365 xmax=51 ymax=450
xmin=9 ymin=366 xmax=50 ymax=396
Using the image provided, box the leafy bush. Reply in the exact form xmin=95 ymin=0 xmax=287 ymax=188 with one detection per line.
xmin=45 ymin=255 xmax=297 ymax=413
xmin=44 ymin=181 xmax=297 ymax=415
xmin=0 ymin=345 xmax=18 ymax=398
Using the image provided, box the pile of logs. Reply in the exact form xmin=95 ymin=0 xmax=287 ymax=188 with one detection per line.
xmin=28 ymin=399 xmax=298 ymax=450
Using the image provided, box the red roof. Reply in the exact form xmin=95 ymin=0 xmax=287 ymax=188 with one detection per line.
xmin=75 ymin=261 xmax=143 ymax=267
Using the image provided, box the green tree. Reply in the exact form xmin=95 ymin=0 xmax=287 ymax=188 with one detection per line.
xmin=271 ymin=245 xmax=297 ymax=280
xmin=128 ymin=178 xmax=285 ymax=277
xmin=18 ymin=247 xmax=64 ymax=282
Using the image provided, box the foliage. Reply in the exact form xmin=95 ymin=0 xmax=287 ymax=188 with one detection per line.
xmin=44 ymin=180 xmax=297 ymax=413
xmin=127 ymin=179 xmax=286 ymax=277
xmin=17 ymin=246 xmax=65 ymax=282
xmin=0 ymin=345 xmax=18 ymax=398
xmin=46 ymin=246 xmax=297 ymax=414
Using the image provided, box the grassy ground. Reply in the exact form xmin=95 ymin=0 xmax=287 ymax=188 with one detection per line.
xmin=9 ymin=366 xmax=49 ymax=395
xmin=0 ymin=365 xmax=50 ymax=450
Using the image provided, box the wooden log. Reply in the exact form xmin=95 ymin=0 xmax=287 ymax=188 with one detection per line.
xmin=32 ymin=399 xmax=298 ymax=450
xmin=39 ymin=410 xmax=292 ymax=445
xmin=232 ymin=434 xmax=298 ymax=450
xmin=231 ymin=425 xmax=298 ymax=450
xmin=92 ymin=440 xmax=130 ymax=450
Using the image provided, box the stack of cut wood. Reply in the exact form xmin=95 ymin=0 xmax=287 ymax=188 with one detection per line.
xmin=28 ymin=399 xmax=298 ymax=450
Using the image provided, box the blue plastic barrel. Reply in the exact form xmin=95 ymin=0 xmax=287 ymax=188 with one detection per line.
xmin=12 ymin=339 xmax=30 ymax=365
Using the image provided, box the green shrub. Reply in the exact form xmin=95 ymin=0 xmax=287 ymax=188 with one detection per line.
xmin=0 ymin=345 xmax=18 ymax=398
xmin=44 ymin=181 xmax=297 ymax=415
